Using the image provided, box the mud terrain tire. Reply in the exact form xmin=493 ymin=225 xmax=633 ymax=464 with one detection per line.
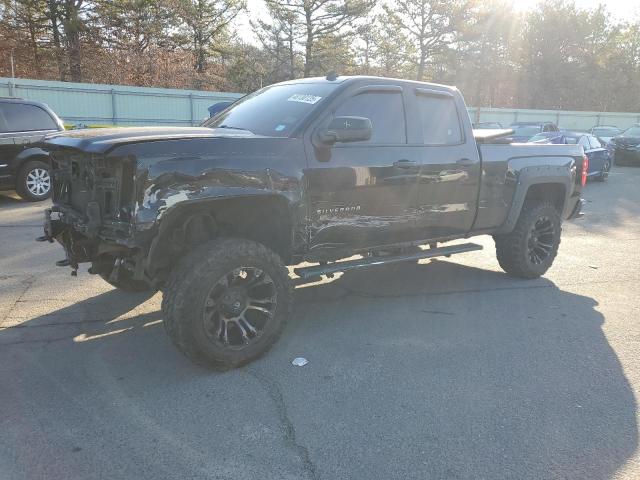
xmin=494 ymin=201 xmax=562 ymax=279
xmin=161 ymin=238 xmax=292 ymax=369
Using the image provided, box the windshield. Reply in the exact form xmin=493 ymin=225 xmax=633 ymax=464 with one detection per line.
xmin=511 ymin=125 xmax=542 ymax=137
xmin=202 ymin=83 xmax=338 ymax=137
xmin=621 ymin=126 xmax=640 ymax=137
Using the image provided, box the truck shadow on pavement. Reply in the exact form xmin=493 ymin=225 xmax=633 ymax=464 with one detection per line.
xmin=1 ymin=260 xmax=637 ymax=480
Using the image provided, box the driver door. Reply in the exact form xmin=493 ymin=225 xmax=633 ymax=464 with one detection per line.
xmin=303 ymin=84 xmax=421 ymax=256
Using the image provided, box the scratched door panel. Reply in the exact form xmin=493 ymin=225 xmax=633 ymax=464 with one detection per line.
xmin=411 ymin=92 xmax=481 ymax=238
xmin=305 ymin=145 xmax=421 ymax=252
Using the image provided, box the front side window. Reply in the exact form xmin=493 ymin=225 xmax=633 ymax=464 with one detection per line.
xmin=416 ymin=95 xmax=462 ymax=145
xmin=334 ymin=91 xmax=406 ymax=144
xmin=0 ymin=103 xmax=57 ymax=132
xmin=203 ymin=83 xmax=338 ymax=137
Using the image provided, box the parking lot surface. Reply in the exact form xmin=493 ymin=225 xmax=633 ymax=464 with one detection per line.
xmin=1 ymin=168 xmax=640 ymax=480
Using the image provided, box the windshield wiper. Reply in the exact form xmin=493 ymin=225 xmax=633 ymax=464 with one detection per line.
xmin=216 ymin=125 xmax=253 ymax=133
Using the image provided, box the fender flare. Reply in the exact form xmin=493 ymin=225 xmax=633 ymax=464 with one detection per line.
xmin=144 ymin=192 xmax=300 ymax=274
xmin=14 ymin=147 xmax=51 ymax=169
xmin=496 ymin=164 xmax=573 ymax=234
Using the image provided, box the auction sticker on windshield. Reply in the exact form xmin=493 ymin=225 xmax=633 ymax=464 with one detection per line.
xmin=288 ymin=94 xmax=322 ymax=104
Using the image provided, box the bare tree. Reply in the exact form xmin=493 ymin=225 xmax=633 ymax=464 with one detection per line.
xmin=383 ymin=0 xmax=473 ymax=81
xmin=252 ymin=4 xmax=301 ymax=81
xmin=264 ymin=0 xmax=375 ymax=77
xmin=178 ymin=0 xmax=245 ymax=74
xmin=58 ymin=0 xmax=85 ymax=81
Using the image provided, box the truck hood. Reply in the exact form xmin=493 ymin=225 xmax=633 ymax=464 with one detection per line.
xmin=43 ymin=126 xmax=261 ymax=154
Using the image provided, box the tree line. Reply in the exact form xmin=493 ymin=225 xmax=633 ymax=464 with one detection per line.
xmin=1 ymin=0 xmax=639 ymax=112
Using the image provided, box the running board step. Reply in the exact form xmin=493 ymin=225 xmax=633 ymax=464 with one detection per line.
xmin=293 ymin=243 xmax=483 ymax=279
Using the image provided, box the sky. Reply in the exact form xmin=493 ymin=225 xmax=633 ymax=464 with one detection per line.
xmin=235 ymin=0 xmax=638 ymax=44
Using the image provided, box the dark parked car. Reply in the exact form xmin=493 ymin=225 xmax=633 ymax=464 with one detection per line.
xmin=609 ymin=125 xmax=640 ymax=166
xmin=0 ymin=98 xmax=64 ymax=200
xmin=40 ymin=75 xmax=585 ymax=369
xmin=508 ymin=121 xmax=559 ymax=142
xmin=473 ymin=122 xmax=503 ymax=129
xmin=528 ymin=131 xmax=611 ymax=181
xmin=589 ymin=125 xmax=622 ymax=145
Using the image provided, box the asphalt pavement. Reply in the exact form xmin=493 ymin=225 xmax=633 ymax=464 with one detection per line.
xmin=1 ymin=167 xmax=640 ymax=480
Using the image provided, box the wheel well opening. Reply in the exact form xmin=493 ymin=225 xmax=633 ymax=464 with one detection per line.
xmin=148 ymin=196 xmax=293 ymax=278
xmin=524 ymin=183 xmax=566 ymax=213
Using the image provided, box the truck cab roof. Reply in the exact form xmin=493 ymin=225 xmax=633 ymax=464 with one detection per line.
xmin=275 ymin=75 xmax=458 ymax=93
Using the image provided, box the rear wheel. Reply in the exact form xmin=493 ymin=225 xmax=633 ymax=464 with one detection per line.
xmin=161 ymin=238 xmax=292 ymax=369
xmin=596 ymin=160 xmax=610 ymax=181
xmin=494 ymin=201 xmax=562 ymax=279
xmin=16 ymin=160 xmax=51 ymax=201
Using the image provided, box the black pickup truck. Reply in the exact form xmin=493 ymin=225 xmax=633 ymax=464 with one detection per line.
xmin=39 ymin=75 xmax=586 ymax=369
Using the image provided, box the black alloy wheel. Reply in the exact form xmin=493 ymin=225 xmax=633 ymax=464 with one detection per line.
xmin=202 ymin=267 xmax=277 ymax=349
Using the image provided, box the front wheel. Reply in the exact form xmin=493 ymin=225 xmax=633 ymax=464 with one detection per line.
xmin=161 ymin=238 xmax=292 ymax=369
xmin=16 ymin=160 xmax=51 ymax=201
xmin=493 ymin=202 xmax=562 ymax=279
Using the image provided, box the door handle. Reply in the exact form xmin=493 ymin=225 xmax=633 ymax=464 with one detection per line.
xmin=393 ymin=159 xmax=417 ymax=168
xmin=457 ymin=158 xmax=474 ymax=166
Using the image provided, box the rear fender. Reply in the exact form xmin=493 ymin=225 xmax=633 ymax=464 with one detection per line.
xmin=14 ymin=147 xmax=51 ymax=170
xmin=496 ymin=158 xmax=575 ymax=234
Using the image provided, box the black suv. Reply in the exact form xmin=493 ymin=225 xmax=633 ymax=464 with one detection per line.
xmin=0 ymin=98 xmax=64 ymax=201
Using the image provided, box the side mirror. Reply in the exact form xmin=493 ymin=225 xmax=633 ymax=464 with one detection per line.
xmin=320 ymin=116 xmax=372 ymax=144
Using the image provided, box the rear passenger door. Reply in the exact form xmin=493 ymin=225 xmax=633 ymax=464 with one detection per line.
xmin=0 ymin=105 xmax=22 ymax=177
xmin=304 ymin=84 xmax=421 ymax=253
xmin=0 ymin=103 xmax=59 ymax=175
xmin=408 ymin=88 xmax=481 ymax=239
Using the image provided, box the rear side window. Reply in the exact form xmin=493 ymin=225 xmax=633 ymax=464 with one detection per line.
xmin=578 ymin=136 xmax=590 ymax=149
xmin=0 ymin=103 xmax=57 ymax=132
xmin=415 ymin=95 xmax=462 ymax=145
xmin=334 ymin=92 xmax=406 ymax=144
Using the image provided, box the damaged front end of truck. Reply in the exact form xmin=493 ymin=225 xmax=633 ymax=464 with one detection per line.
xmin=38 ymin=146 xmax=151 ymax=287
xmin=37 ymin=128 xmax=306 ymax=289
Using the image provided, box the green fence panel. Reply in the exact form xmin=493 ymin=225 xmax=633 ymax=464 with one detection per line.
xmin=0 ymin=77 xmax=243 ymax=126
